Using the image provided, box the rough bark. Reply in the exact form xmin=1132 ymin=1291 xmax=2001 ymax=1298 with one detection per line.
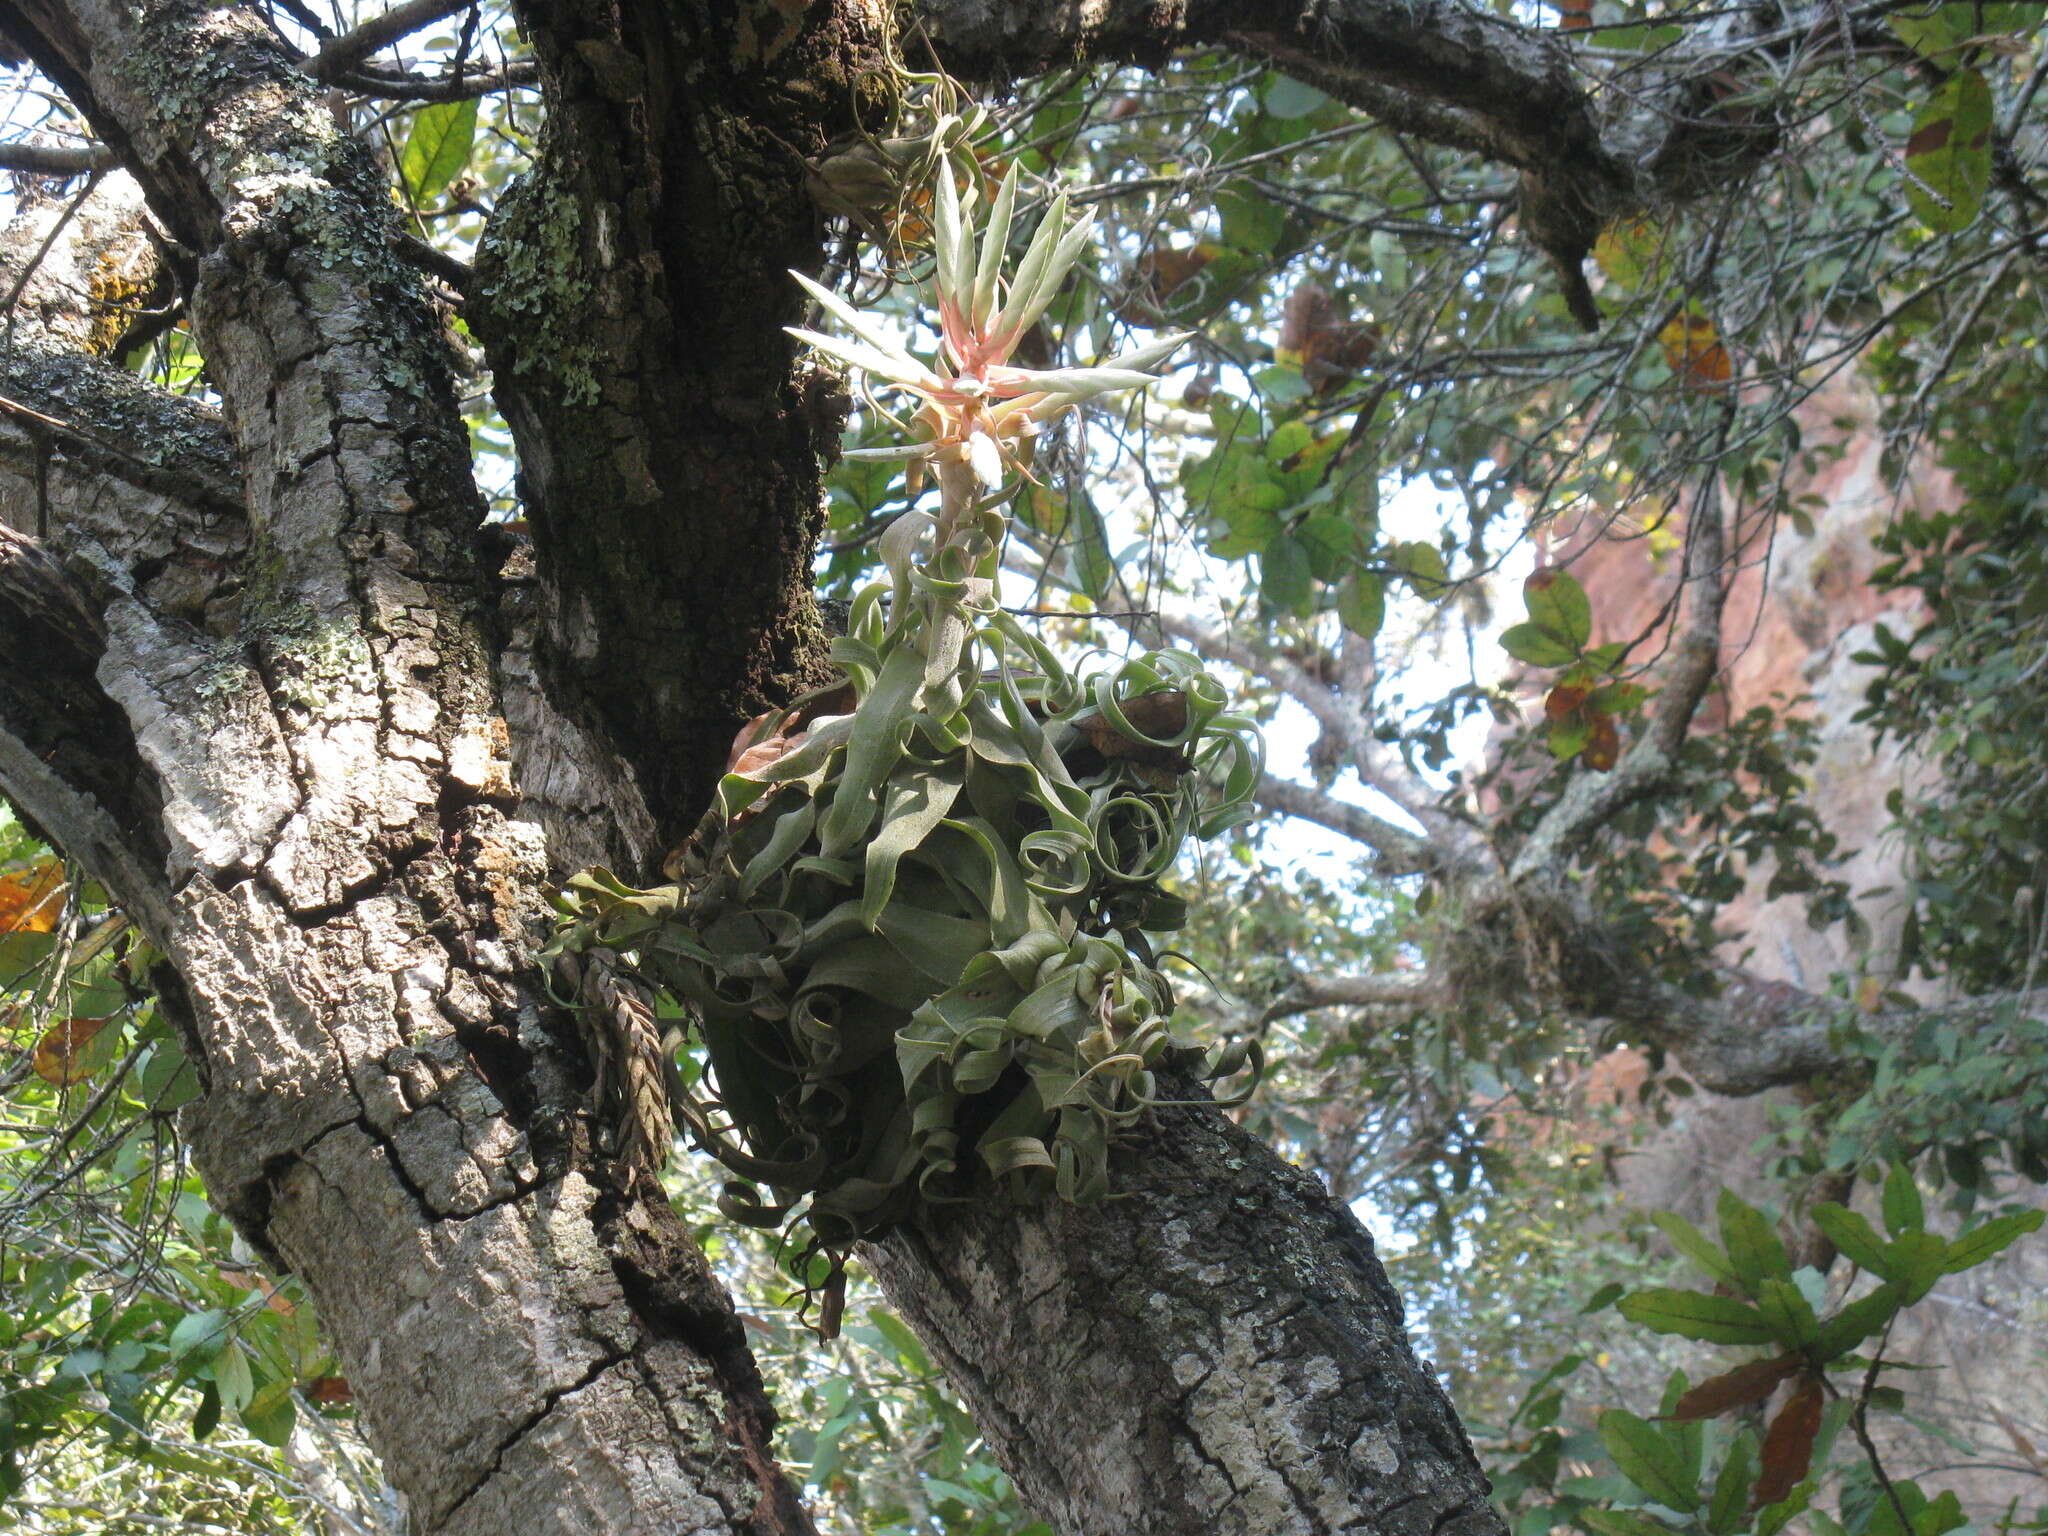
xmin=0 ymin=4 xmax=812 ymax=1529
xmin=865 ymin=1084 xmax=1505 ymax=1536
xmin=466 ymin=0 xmax=871 ymax=836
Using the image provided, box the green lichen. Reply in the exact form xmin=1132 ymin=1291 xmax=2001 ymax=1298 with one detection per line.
xmin=472 ymin=173 xmax=605 ymax=408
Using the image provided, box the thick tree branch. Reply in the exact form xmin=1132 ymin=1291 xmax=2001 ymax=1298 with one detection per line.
xmin=306 ymin=0 xmax=469 ymax=77
xmin=1265 ymin=967 xmax=1447 ymax=1019
xmin=865 ymin=1076 xmax=1506 ymax=1536
xmin=0 ymin=139 xmax=117 ymax=173
xmin=466 ymin=0 xmax=885 ymax=844
xmin=0 ymin=7 xmax=812 ymax=1531
xmin=1255 ymin=770 xmax=1435 ymax=874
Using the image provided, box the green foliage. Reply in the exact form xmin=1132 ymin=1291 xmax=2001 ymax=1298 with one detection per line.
xmin=398 ymin=97 xmax=478 ymax=203
xmin=1860 ymin=377 xmax=2048 ymax=997
xmin=554 ymin=557 xmax=1261 ymax=1251
xmin=1485 ymin=1178 xmax=2044 ymax=1536
xmin=0 ymin=801 xmax=372 ymax=1526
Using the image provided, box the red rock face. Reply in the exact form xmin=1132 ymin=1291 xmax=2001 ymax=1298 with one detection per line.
xmin=1528 ymin=365 xmax=1944 ymax=995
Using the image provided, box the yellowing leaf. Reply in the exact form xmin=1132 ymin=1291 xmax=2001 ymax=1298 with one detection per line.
xmin=32 ymin=1015 xmax=118 ymax=1086
xmin=1594 ymin=217 xmax=1660 ymax=290
xmin=0 ymin=857 xmax=65 ymax=934
xmin=1659 ymin=311 xmax=1732 ymax=388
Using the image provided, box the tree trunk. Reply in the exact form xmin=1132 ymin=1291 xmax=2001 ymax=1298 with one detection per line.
xmin=0 ymin=1 xmax=813 ymax=1528
xmin=865 ymin=1085 xmax=1504 ymax=1536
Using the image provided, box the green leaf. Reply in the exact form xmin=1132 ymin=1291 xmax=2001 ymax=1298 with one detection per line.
xmin=1888 ymin=1231 xmax=1949 ymax=1303
xmin=1652 ymin=1212 xmax=1739 ymax=1288
xmin=1815 ymin=1282 xmax=1903 ymax=1360
xmin=1706 ymin=1431 xmax=1758 ymax=1536
xmin=1943 ymin=1208 xmax=2044 ymax=1273
xmin=867 ymin=1308 xmax=932 ymax=1375
xmin=1882 ymin=1164 xmax=1925 ymax=1237
xmin=1617 ymin=1288 xmax=1777 ymax=1345
xmin=1598 ymin=1410 xmax=1701 ymax=1513
xmin=1756 ymin=1484 xmax=1811 ymax=1536
xmin=1718 ymin=1190 xmax=1792 ymax=1294
xmin=1502 ymin=623 xmax=1577 ymax=668
xmin=1394 ymin=540 xmax=1450 ymax=600
xmin=1218 ymin=186 xmax=1287 ymax=255
xmin=240 ymin=1377 xmax=296 ymax=1447
xmin=1252 ymin=362 xmax=1311 ymax=404
xmin=1069 ymin=491 xmax=1114 ymax=602
xmin=1525 ymin=568 xmax=1593 ymax=649
xmin=1813 ymin=1203 xmax=1891 ymax=1275
xmin=1261 ymin=535 xmax=1314 ymax=616
xmin=1904 ymin=69 xmax=1993 ymax=234
xmin=210 ymin=1345 xmax=253 ymax=1415
xmin=399 ymin=98 xmax=478 ymax=203
xmin=1261 ymin=74 xmax=1329 ymax=119
xmin=1581 ymin=1282 xmax=1625 ymax=1314
xmin=1549 ymin=713 xmax=1592 ymax=761
xmin=1755 ymin=1277 xmax=1821 ymax=1351
xmin=168 ymin=1309 xmax=231 ymax=1366
xmin=1577 ymin=1510 xmax=1679 ymax=1536
xmin=191 ymin=1379 xmax=221 ymax=1441
xmin=1336 ymin=572 xmax=1386 ymax=639
xmin=1299 ymin=512 xmax=1359 ymax=582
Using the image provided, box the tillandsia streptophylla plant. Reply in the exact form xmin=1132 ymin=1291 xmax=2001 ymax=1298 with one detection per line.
xmin=550 ymin=152 xmax=1263 ymax=1290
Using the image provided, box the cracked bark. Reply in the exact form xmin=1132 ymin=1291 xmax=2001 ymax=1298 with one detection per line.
xmin=0 ymin=2 xmax=811 ymax=1527
xmin=864 ymin=1080 xmax=1505 ymax=1536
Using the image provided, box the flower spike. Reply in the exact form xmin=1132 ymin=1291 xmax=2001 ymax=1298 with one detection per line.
xmin=787 ymin=167 xmax=1192 ymax=495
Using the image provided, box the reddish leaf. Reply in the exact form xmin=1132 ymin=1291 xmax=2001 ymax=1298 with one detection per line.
xmin=31 ymin=1015 xmax=116 ymax=1086
xmin=1557 ymin=0 xmax=1593 ymax=29
xmin=726 ymin=680 xmax=856 ymax=778
xmin=219 ymin=1268 xmax=298 ymax=1315
xmin=1669 ymin=1353 xmax=1802 ymax=1421
xmin=1753 ymin=1376 xmax=1825 ymax=1508
xmin=0 ymin=858 xmax=65 ymax=935
xmin=1277 ymin=282 xmax=1381 ymax=396
xmin=1545 ymin=685 xmax=1590 ymax=720
xmin=306 ymin=1375 xmax=354 ymax=1404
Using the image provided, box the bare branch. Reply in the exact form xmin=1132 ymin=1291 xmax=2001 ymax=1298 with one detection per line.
xmin=326 ymin=59 xmax=540 ymax=100
xmin=1255 ymin=772 xmax=1434 ymax=875
xmin=307 ymin=0 xmax=471 ymax=78
xmin=1510 ymin=427 xmax=1732 ymax=883
xmin=0 ymin=140 xmax=116 ymax=175
xmin=1264 ymin=968 xmax=1446 ymax=1020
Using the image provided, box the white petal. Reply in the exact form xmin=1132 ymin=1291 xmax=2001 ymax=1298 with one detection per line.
xmin=786 ymin=327 xmax=941 ymax=389
xmin=972 ymin=162 xmax=1020 ymax=332
xmin=789 ymin=271 xmax=942 ymax=386
xmin=967 ymin=429 xmax=1005 ymax=489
